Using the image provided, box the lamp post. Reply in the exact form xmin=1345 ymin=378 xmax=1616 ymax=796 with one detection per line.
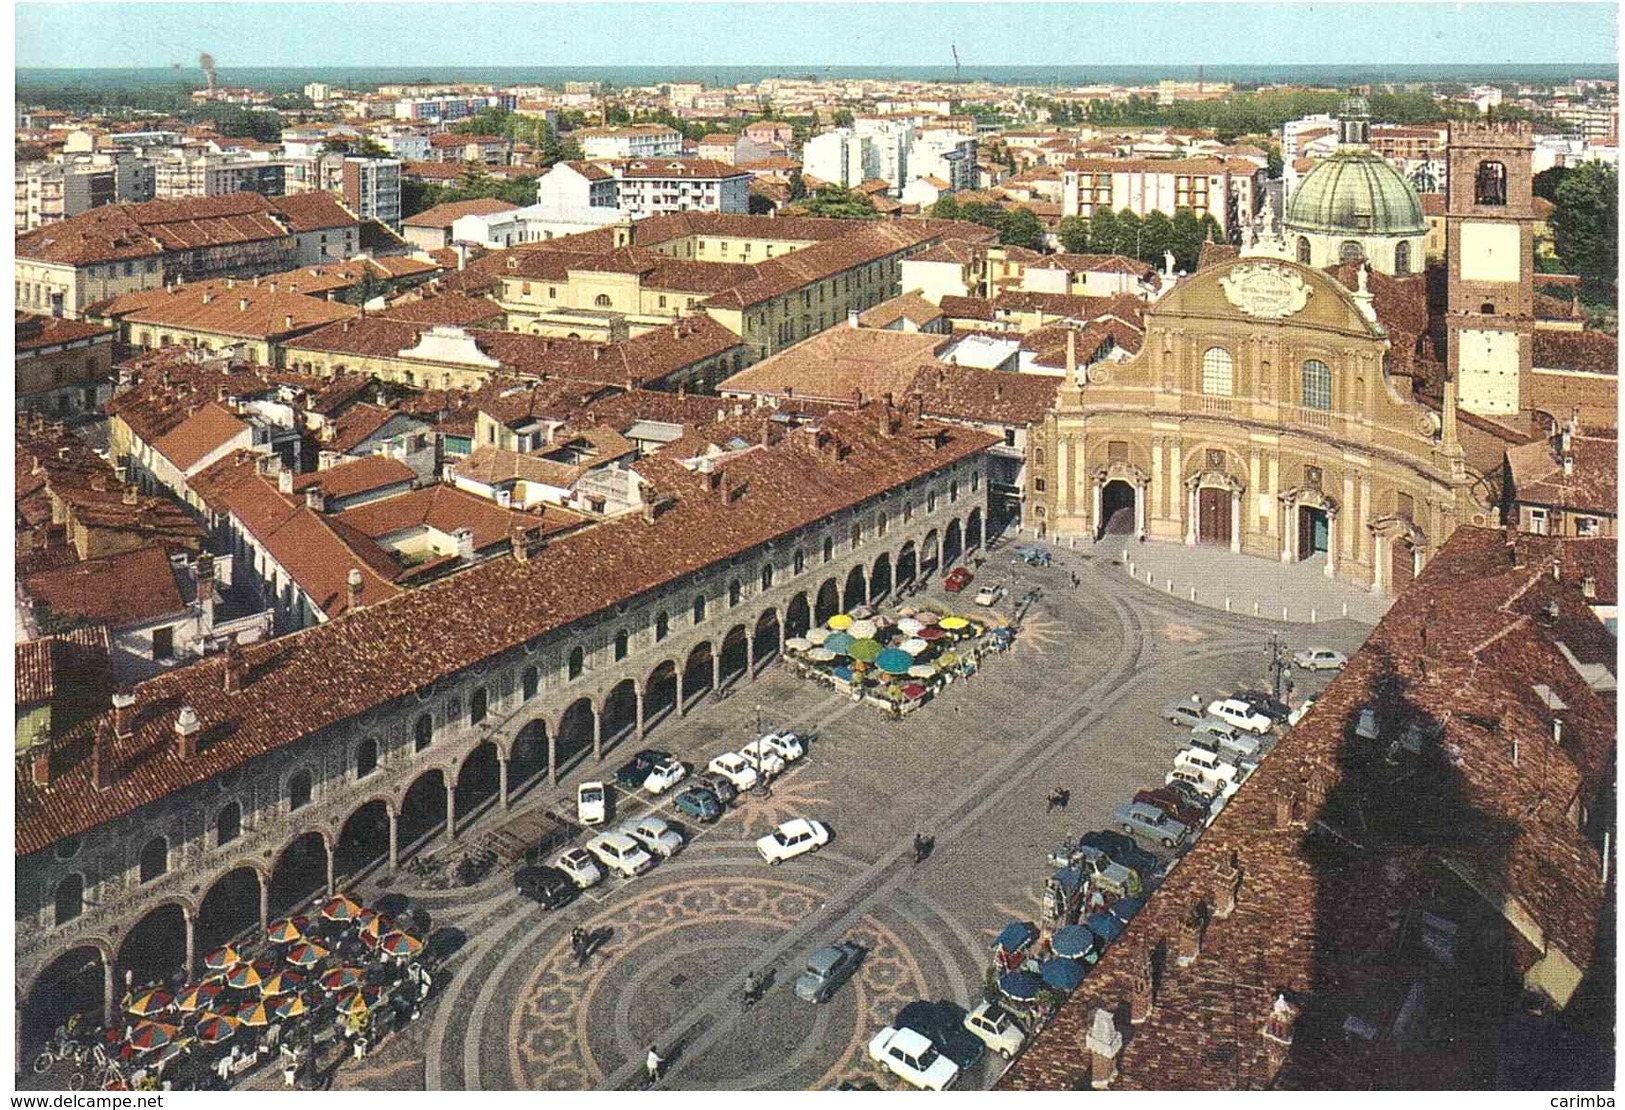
xmin=1268 ymin=632 xmax=1291 ymax=702
xmin=752 ymin=703 xmax=771 ymax=797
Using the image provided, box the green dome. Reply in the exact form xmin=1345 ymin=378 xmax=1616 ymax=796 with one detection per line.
xmin=1284 ymin=150 xmax=1427 ymax=237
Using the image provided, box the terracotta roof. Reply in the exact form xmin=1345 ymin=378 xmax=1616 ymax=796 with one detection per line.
xmin=560 ymin=160 xmax=615 ymax=181
xmin=95 ymin=279 xmax=360 ymax=341
xmin=910 ymin=363 xmax=1060 ymax=425
xmin=857 ymin=292 xmax=945 ymax=330
xmin=21 ymin=544 xmax=187 ymax=630
xmin=16 ymin=406 xmax=995 ymax=858
xmin=720 ymin=327 xmax=951 ymax=404
xmin=16 ymin=628 xmax=112 ymax=711
xmin=401 ymin=197 xmax=520 ymax=229
xmin=1039 ymin=252 xmax=1157 ymax=277
xmin=267 ymin=191 xmax=360 ymax=233
xmin=150 ymin=401 xmax=250 ymax=472
xmin=450 ymin=445 xmax=586 ymax=489
xmin=255 ymin=257 xmax=438 ymax=298
xmin=373 ymin=293 xmax=505 ymax=327
xmin=1507 ymin=434 xmax=1617 ymax=515
xmin=18 ymin=191 xmax=314 ymax=265
xmin=330 ymin=484 xmax=560 ymax=552
xmin=909 ymin=238 xmax=981 ymax=266
xmin=939 ymin=294 xmax=995 ymax=321
xmin=1533 ymin=331 xmax=1618 ymax=376
xmin=326 ymin=403 xmax=415 ymax=453
xmin=1064 ymin=156 xmax=1238 ymax=175
xmin=291 ymin=455 xmax=418 ymax=502
xmin=620 ymin=158 xmax=748 ymax=180
xmin=15 ymin=313 xmax=115 ymax=353
xmin=428 ymin=132 xmax=507 ymax=147
xmin=16 ymin=641 xmax=56 ymax=707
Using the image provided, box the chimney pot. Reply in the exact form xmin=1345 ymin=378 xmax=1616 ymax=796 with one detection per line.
xmin=1085 ymin=1008 xmax=1125 ymax=1089
xmin=112 ymin=691 xmax=137 ymax=740
xmin=174 ymin=704 xmax=202 ymax=758
xmin=277 ymin=467 xmax=294 ymax=495
xmin=239 ymin=297 xmax=249 ymax=311
xmin=347 ymin=567 xmax=364 ymax=610
xmin=30 ymin=744 xmax=53 ymax=788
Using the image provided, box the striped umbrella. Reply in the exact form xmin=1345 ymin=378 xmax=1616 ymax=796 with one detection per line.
xmin=284 ymin=941 xmax=329 ymax=969
xmin=235 ymin=1000 xmax=275 ymax=1027
xmin=378 ymin=931 xmax=425 ymax=959
xmin=320 ymin=893 xmax=366 ymax=924
xmin=273 ymin=991 xmax=317 ymax=1020
xmin=124 ymin=989 xmax=174 ymax=1018
xmin=225 ymin=960 xmax=273 ymax=991
xmin=319 ymin=966 xmax=364 ymax=993
xmin=266 ymin=916 xmax=309 ymax=945
xmin=127 ymin=1021 xmax=178 ymax=1053
xmin=174 ymin=982 xmax=223 ymax=1014
xmin=194 ymin=1012 xmax=240 ymax=1046
xmin=334 ymin=986 xmax=383 ymax=1016
xmin=358 ymin=915 xmax=394 ymax=950
xmin=260 ymin=969 xmax=307 ymax=996
xmin=202 ymin=944 xmax=243 ymax=972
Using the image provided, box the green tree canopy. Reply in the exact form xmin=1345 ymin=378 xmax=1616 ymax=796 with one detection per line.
xmin=1056 ymin=215 xmax=1091 ymax=254
xmin=1088 ymin=209 xmax=1121 ymax=254
xmin=1000 ymin=207 xmax=1044 ymax=250
xmin=794 ymin=185 xmax=880 ymax=220
xmin=1550 ymin=162 xmax=1618 ymax=300
xmin=930 ymin=195 xmax=962 ymax=222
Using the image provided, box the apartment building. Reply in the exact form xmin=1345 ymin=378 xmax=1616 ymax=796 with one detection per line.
xmin=341 ymin=156 xmax=403 ymax=229
xmin=575 ymin=124 xmax=684 ymax=160
xmin=614 ymin=159 xmax=751 ymax=217
xmin=1060 ymin=157 xmax=1259 ymax=234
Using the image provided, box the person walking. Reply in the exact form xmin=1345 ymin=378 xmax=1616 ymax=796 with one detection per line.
xmin=913 ymin=833 xmax=928 ymax=864
xmin=645 ymin=1044 xmax=665 ymax=1085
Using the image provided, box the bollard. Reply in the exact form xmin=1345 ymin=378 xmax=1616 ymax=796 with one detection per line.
xmin=1253 ymin=601 xmax=1259 ymax=616
xmin=1128 ymin=561 xmax=1135 ymax=577
xmin=1165 ymin=578 xmax=1173 ymax=593
xmin=1225 ymin=597 xmax=1231 ymax=612
xmin=1189 ymin=586 xmax=1197 ymax=602
xmin=1123 ymin=548 xmax=1129 ymax=563
xmin=1310 ymin=607 xmax=1317 ymax=623
xmin=1342 ymin=601 xmax=1348 ymax=618
xmin=1282 ymin=606 xmax=1289 ymax=621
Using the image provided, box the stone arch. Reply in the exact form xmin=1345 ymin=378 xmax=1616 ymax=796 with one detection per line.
xmin=842 ymin=563 xmax=868 ymax=610
xmin=943 ymin=517 xmax=964 ymax=567
xmin=508 ymin=719 xmax=549 ymax=798
xmin=753 ymin=607 xmax=781 ymax=672
xmin=116 ymin=901 xmax=191 ymax=992
xmin=556 ymin=697 xmax=597 ymax=775
xmin=602 ymin=678 xmax=639 ymax=749
xmin=720 ymin=623 xmax=750 ymax=687
xmin=967 ymin=507 xmax=984 ymax=552
xmin=814 ymin=578 xmax=841 ymax=624
xmin=785 ymin=592 xmax=811 ymax=638
xmin=682 ymin=642 xmax=715 ymax=710
xmin=896 ymin=541 xmax=918 ymax=586
xmin=454 ymin=741 xmax=502 ymax=828
xmin=396 ymin=769 xmax=447 ymax=861
xmin=138 ymin=835 xmax=170 ymax=883
xmin=521 ymin=664 xmax=540 ymax=701
xmin=196 ymin=865 xmax=263 ymax=955
xmin=921 ymin=529 xmax=941 ymax=575
xmin=643 ymin=660 xmax=679 ymax=732
xmin=870 ymin=551 xmax=893 ymax=599
xmin=267 ymin=829 xmax=332 ymax=918
xmin=21 ymin=944 xmax=111 ymax=1056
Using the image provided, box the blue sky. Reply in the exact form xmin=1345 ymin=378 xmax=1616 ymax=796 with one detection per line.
xmin=14 ymin=2 xmax=1619 ymax=68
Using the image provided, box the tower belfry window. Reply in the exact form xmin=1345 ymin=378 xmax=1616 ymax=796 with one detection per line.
xmin=1474 ymin=161 xmax=1507 ymax=206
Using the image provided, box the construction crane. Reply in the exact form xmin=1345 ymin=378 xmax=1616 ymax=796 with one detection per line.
xmin=951 ymin=43 xmax=961 ymax=83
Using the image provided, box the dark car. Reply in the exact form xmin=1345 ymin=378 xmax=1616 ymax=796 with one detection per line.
xmin=1235 ymin=690 xmax=1292 ymax=723
xmin=943 ymin=566 xmax=974 ymax=593
xmin=895 ymin=1000 xmax=985 ymax=1070
xmin=794 ymin=941 xmax=865 ymax=1003
xmin=674 ymin=785 xmax=723 ymax=824
xmin=514 ymin=865 xmax=578 ymax=910
xmin=1164 ymin=776 xmax=1217 ymax=815
xmin=614 ymin=748 xmax=671 ymax=789
xmin=1080 ymin=831 xmax=1163 ymax=882
xmin=693 ymin=770 xmax=739 ymax=806
xmin=1133 ymin=787 xmax=1209 ymax=831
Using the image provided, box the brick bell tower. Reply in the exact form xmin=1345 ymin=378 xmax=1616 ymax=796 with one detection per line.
xmin=1445 ymin=120 xmax=1535 ymax=417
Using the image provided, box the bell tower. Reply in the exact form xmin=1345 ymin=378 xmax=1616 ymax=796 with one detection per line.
xmin=1445 ymin=120 xmax=1535 ymax=416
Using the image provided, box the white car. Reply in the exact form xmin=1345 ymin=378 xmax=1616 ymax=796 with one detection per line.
xmin=707 ymin=752 xmax=760 ymax=791
xmin=1293 ymin=647 xmax=1347 ymax=672
xmin=617 ymin=816 xmax=684 ymax=859
xmin=737 ymin=740 xmax=787 ymax=776
xmin=1287 ymin=698 xmax=1316 ymax=728
xmin=642 ymin=758 xmax=687 ymax=795
xmin=963 ymin=1001 xmax=1026 ymax=1060
xmin=552 ymin=847 xmax=603 ymax=889
xmin=756 ymin=818 xmax=830 ymax=865
xmin=577 ymin=781 xmax=607 ymax=826
xmin=584 ymin=832 xmax=655 ymax=878
xmin=974 ymin=584 xmax=1004 ymax=607
xmin=868 ymin=1026 xmax=959 ymax=1091
xmin=1173 ymin=747 xmax=1240 ymax=788
xmin=755 ymin=731 xmax=805 ymax=762
xmin=1206 ymin=698 xmax=1274 ymax=735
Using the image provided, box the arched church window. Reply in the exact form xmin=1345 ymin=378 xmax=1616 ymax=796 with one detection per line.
xmin=1339 ymin=240 xmax=1364 ymax=263
xmin=1301 ymin=360 xmax=1333 ymax=411
xmin=1200 ymin=347 xmax=1233 ymax=397
xmin=1394 ymin=241 xmax=1412 ymax=276
xmin=1296 ymin=237 xmax=1311 ymax=264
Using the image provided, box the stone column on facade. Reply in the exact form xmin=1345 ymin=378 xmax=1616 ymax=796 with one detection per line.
xmin=1281 ymin=497 xmax=1295 ymax=563
xmin=711 ymin=651 xmax=721 ymax=695
xmin=103 ymin=954 xmax=116 ymax=1028
xmin=676 ymin=668 xmax=687 ymax=719
xmin=1150 ymin=436 xmax=1165 ymax=526
xmin=1091 ymin=476 xmax=1102 ymax=540
xmin=634 ymin=686 xmax=646 ymax=741
xmin=1325 ymin=514 xmax=1338 ymax=578
xmin=1358 ymin=472 xmax=1372 ymax=567
xmin=1136 ymin=479 xmax=1148 ymax=537
xmin=324 ymin=837 xmax=336 ymax=895
xmin=1371 ymin=534 xmax=1387 ymax=596
xmin=258 ymin=871 xmax=270 ymax=933
xmin=497 ymin=753 xmax=510 ymax=811
xmin=387 ymin=806 xmax=399 ymax=872
xmin=548 ymin=728 xmax=558 ymax=785
xmin=592 ymin=707 xmax=603 ymax=764
xmin=183 ymin=906 xmax=196 ymax=982
xmin=1185 ymin=485 xmax=1198 ymax=546
xmin=745 ymin=635 xmax=756 ymax=679
xmin=1230 ymin=489 xmax=1242 ymax=554
xmin=444 ymin=779 xmax=458 ymax=843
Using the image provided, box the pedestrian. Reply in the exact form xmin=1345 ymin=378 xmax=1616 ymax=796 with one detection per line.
xmin=913 ymin=832 xmax=927 ymax=864
xmin=645 ymin=1044 xmax=664 ymax=1085
xmin=1190 ymin=690 xmax=1203 ymax=708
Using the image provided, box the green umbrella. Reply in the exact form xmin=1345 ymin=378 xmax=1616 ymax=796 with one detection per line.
xmin=848 ymin=638 xmax=882 ymax=662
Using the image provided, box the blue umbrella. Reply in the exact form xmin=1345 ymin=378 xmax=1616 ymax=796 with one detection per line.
xmin=825 ymin=631 xmax=855 ymax=654
xmin=831 ymin=666 xmax=853 ymax=682
xmin=875 ymin=647 xmax=914 ymax=674
xmin=1109 ymin=895 xmax=1146 ymax=925
xmin=1050 ymin=924 xmax=1096 ymax=960
xmin=998 ymin=970 xmax=1044 ymax=1003
xmin=1041 ymin=957 xmax=1087 ymax=993
xmin=1086 ymin=911 xmax=1125 ymax=944
xmin=993 ymin=921 xmax=1039 ymax=954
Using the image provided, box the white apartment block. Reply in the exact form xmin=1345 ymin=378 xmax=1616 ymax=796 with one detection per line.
xmin=1061 ymin=157 xmax=1258 ymax=234
xmin=535 ymin=161 xmax=620 ymax=210
xmin=614 ymin=159 xmax=750 ymax=218
xmin=575 ymin=125 xmax=684 ymax=161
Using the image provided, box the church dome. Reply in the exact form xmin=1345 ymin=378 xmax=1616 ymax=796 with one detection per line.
xmin=1284 ymin=149 xmax=1427 ymax=238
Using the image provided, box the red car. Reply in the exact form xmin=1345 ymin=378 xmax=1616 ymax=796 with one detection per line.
xmin=943 ymin=566 xmax=974 ymax=593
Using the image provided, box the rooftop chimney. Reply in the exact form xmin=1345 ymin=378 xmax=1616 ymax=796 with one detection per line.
xmin=1128 ymin=949 xmax=1156 ymax=1025
xmin=284 ymin=314 xmax=295 ymax=331
xmin=1261 ymin=994 xmax=1301 ymax=1078
xmin=847 ymin=309 xmax=861 ymax=328
xmin=223 ymin=634 xmax=246 ymax=694
xmin=1085 ymin=1008 xmax=1125 ymax=1089
xmin=112 ymin=690 xmax=136 ymax=740
xmin=305 ymin=486 xmax=326 ymax=513
xmin=1176 ymin=901 xmax=1208 ymax=967
xmin=346 ymin=567 xmax=364 ymax=611
xmin=1213 ymin=850 xmax=1243 ymax=920
xmin=239 ymin=296 xmax=249 ymax=311
xmin=277 ymin=467 xmax=295 ymax=495
xmin=122 ymin=483 xmax=140 ymax=505
xmin=174 ymin=704 xmax=202 ymax=758
xmin=1562 ymin=453 xmax=1574 ymax=477
xmin=1582 ymin=575 xmax=1596 ymax=599
xmin=30 ymin=742 xmax=53 ymax=788
xmin=453 ymin=525 xmax=475 ymax=561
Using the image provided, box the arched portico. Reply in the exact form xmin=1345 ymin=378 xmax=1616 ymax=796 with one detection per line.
xmin=870 ymin=552 xmax=893 ymax=600
xmin=842 ymin=564 xmax=868 ymax=610
xmin=1280 ymin=486 xmax=1340 ymax=577
xmin=680 ymin=644 xmax=713 ymax=714
xmin=267 ymin=830 xmax=333 ymax=919
xmin=814 ymin=579 xmax=841 ymax=625
xmin=752 ymin=609 xmax=781 ymax=674
xmin=966 ymin=507 xmax=984 ymax=552
xmin=602 ymin=678 xmax=640 ymax=749
xmin=643 ymin=660 xmax=678 ymax=732
xmin=556 ymin=697 xmax=598 ymax=776
xmin=720 ymin=623 xmax=749 ymax=688
xmin=453 ymin=743 xmax=502 ymax=834
xmin=943 ymin=518 xmax=964 ymax=568
xmin=1093 ymin=462 xmax=1148 ymax=540
xmin=896 ymin=541 xmax=918 ymax=587
xmin=116 ymin=901 xmax=192 ymax=994
xmin=396 ymin=769 xmax=447 ymax=859
xmin=508 ymin=720 xmax=550 ymax=797
xmin=921 ymin=529 xmax=941 ymax=575
xmin=1184 ymin=469 xmax=1245 ymax=552
xmin=784 ymin=593 xmax=811 ymax=638
xmin=1368 ymin=514 xmax=1427 ymax=597
xmin=196 ymin=866 xmax=265 ymax=956
xmin=22 ymin=944 xmax=113 ymax=1056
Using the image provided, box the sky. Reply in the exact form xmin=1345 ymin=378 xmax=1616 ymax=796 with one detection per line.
xmin=13 ymin=1 xmax=1620 ymax=69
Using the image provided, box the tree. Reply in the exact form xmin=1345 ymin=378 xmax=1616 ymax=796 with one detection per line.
xmin=787 ymin=169 xmax=807 ymax=201
xmin=796 ymin=185 xmax=879 ymax=220
xmin=1170 ymin=209 xmax=1206 ymax=272
xmin=1140 ymin=211 xmax=1175 ymax=266
xmin=1533 ymin=166 xmax=1569 ymax=203
xmin=1088 ymin=209 xmax=1120 ymax=254
xmin=832 ymin=109 xmax=854 ymax=128
xmin=1265 ymin=142 xmax=1284 ymax=179
xmin=1001 ymin=207 xmax=1044 ymax=250
xmin=1115 ymin=210 xmax=1144 ymax=260
xmin=604 ymin=103 xmax=632 ymax=125
xmin=930 ymin=195 xmax=962 ymax=221
xmin=958 ymin=199 xmax=1006 ymax=232
xmin=321 ymin=135 xmax=388 ymax=158
xmin=1550 ymin=162 xmax=1618 ymax=300
xmin=1057 ymin=215 xmax=1091 ymax=254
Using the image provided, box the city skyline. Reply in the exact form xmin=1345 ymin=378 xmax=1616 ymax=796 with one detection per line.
xmin=14 ymin=2 xmax=1621 ymax=69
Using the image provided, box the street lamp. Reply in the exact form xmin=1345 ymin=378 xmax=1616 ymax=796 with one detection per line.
xmin=752 ymin=703 xmax=771 ymax=797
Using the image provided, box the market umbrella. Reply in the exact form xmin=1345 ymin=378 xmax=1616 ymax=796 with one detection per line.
xmin=235 ymin=1001 xmax=274 ymax=1027
xmin=827 ymin=614 xmax=853 ymax=631
xmin=875 ymin=648 xmax=913 ymax=674
xmin=320 ymin=893 xmax=365 ymax=924
xmin=202 ymin=944 xmax=242 ymax=972
xmin=806 ymin=627 xmax=831 ymax=645
xmin=319 ymin=966 xmax=364 ymax=993
xmin=284 ymin=941 xmax=329 ymax=969
xmin=850 ymin=604 xmax=874 ymax=620
xmin=993 ymin=921 xmax=1039 ymax=953
xmin=899 ymin=637 xmax=929 ymax=655
xmin=1086 ymin=912 xmax=1126 ymax=945
xmin=266 ymin=916 xmax=309 ymax=945
xmin=359 ymin=914 xmax=394 ymax=949
xmin=849 ymin=619 xmax=878 ymax=639
xmin=998 ymin=971 xmax=1044 ymax=1004
xmin=825 ymin=631 xmax=855 ymax=654
xmin=896 ymin=617 xmax=923 ymax=635
xmin=126 ymin=1022 xmax=178 ymax=1054
xmin=847 ymin=638 xmax=882 ymax=662
xmin=831 ymin=666 xmax=854 ymax=682
xmin=940 ymin=616 xmax=970 ymax=631
xmin=918 ymin=626 xmax=946 ymax=641
xmin=125 ymin=989 xmax=174 ymax=1018
xmin=378 ymin=931 xmax=425 ymax=960
xmin=808 ymin=647 xmax=836 ymax=663
xmin=937 ymin=651 xmax=963 ymax=668
xmin=174 ymin=982 xmax=223 ymax=1014
xmin=273 ymin=991 xmax=317 ymax=1020
xmin=1109 ymin=895 xmax=1147 ymax=925
xmin=194 ymin=1012 xmax=240 ymax=1046
xmin=908 ymin=663 xmax=937 ymax=678
xmin=914 ymin=611 xmax=941 ymax=625
xmin=225 ymin=961 xmax=273 ymax=992
xmin=335 ymin=986 xmax=383 ymax=1017
xmin=1041 ymin=957 xmax=1087 ymax=993
xmin=261 ymin=970 xmax=308 ymax=996
xmin=1050 ymin=925 xmax=1097 ymax=960
xmin=785 ymin=637 xmax=812 ymax=653
xmin=900 ymin=682 xmax=927 ymax=700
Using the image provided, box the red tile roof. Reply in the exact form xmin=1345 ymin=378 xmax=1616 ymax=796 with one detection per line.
xmin=290 ymin=455 xmax=418 ymax=502
xmin=401 ymin=197 xmax=520 ymax=229
xmin=95 ymin=279 xmax=360 ymax=341
xmin=150 ymin=401 xmax=250 ymax=472
xmin=1506 ymin=433 xmax=1617 ymax=515
xmin=21 ymin=544 xmax=187 ymax=629
xmin=15 ymin=313 xmax=116 ymax=353
xmin=719 ymin=327 xmax=951 ymax=404
xmin=1533 ymin=331 xmax=1618 ymax=376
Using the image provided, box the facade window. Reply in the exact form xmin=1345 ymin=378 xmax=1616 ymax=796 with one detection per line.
xmin=877 ymin=512 xmax=888 ymax=536
xmin=521 ymin=666 xmax=540 ymax=701
xmin=761 ymin=564 xmax=774 ymax=591
xmin=1394 ymin=241 xmax=1412 ymax=276
xmin=444 ymin=696 xmax=462 ymax=729
xmin=971 ymin=471 xmax=980 ymax=492
xmin=1035 ymin=478 xmax=1047 ymax=492
xmin=594 ymin=294 xmax=613 ymax=307
xmin=850 ymin=522 xmax=862 ymax=548
xmin=289 ymin=769 xmax=313 ymax=810
xmin=216 ymin=802 xmax=242 ymax=846
xmin=1004 ymin=429 xmax=1017 ymax=447
xmin=1201 ymin=347 xmax=1234 ymax=396
xmin=949 ymin=480 xmax=959 ymax=503
xmin=656 ymin=611 xmax=671 ymax=641
xmin=1576 ymin=516 xmax=1601 ymax=537
xmin=614 ymin=629 xmax=630 ymax=661
xmin=1108 ymin=440 xmax=1129 ymax=463
xmin=55 ymin=874 xmax=84 ymax=926
xmin=927 ymin=491 xmax=938 ymax=513
xmin=1296 ymin=237 xmax=1311 ymax=264
xmin=1339 ymin=240 xmax=1363 ymax=262
xmin=355 ymin=736 xmax=379 ymax=778
xmin=568 ymin=646 xmax=585 ymax=679
xmin=1475 ymin=161 xmax=1507 ymax=206
xmin=1528 ymin=507 xmax=1550 ymax=534
xmin=822 ymin=537 xmax=834 ymax=563
xmin=693 ymin=595 xmax=707 ymax=623
xmin=729 ymin=579 xmax=743 ymax=607
xmin=1301 ymin=359 xmax=1332 ymax=411
xmin=415 ymin=712 xmax=434 ymax=751
xmin=139 ymin=837 xmax=168 ymax=883
xmin=152 ymin=625 xmax=174 ymax=660
xmin=793 ymin=550 xmax=806 ymax=575
xmin=470 ymin=687 xmax=488 ymax=725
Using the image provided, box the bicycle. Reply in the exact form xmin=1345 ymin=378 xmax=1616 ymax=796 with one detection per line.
xmin=32 ymin=1036 xmax=88 ymax=1076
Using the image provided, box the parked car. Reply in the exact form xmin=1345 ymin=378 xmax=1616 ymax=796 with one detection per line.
xmin=693 ymin=770 xmax=739 ymax=806
xmin=513 ymin=865 xmax=577 ymax=910
xmin=1079 ymin=831 xmax=1162 ymax=882
xmin=707 ymin=752 xmax=760 ymax=791
xmin=1161 ymin=702 xmax=1209 ymax=729
xmin=1164 ymin=775 xmax=1218 ymax=813
xmin=754 ymin=731 xmax=806 ymax=762
xmin=1165 ymin=765 xmax=1221 ymax=801
xmin=963 ymin=1002 xmax=1026 ymax=1060
xmin=737 ymin=740 xmax=788 ymax=777
xmin=868 ymin=1026 xmax=959 ymax=1091
xmin=895 ymin=1001 xmax=985 ymax=1070
xmin=1287 ymin=698 xmax=1317 ymax=728
xmin=674 ymin=785 xmax=723 ymax=824
xmin=552 ymin=847 xmax=603 ymax=889
xmin=583 ymin=832 xmax=655 ymax=878
xmin=1113 ymin=801 xmax=1191 ymax=848
xmin=1172 ymin=748 xmax=1241 ymax=789
xmin=1293 ymin=647 xmax=1348 ymax=671
xmin=1192 ymin=717 xmax=1245 ymax=746
xmin=974 ymin=583 xmax=1005 ymax=607
xmin=793 ymin=941 xmax=865 ymax=1003
xmin=1013 ymin=545 xmax=1052 ymax=567
xmin=1048 ymin=841 xmax=1142 ymax=897
xmin=943 ymin=566 xmax=975 ymax=593
xmin=1206 ymin=698 xmax=1274 ymax=735
xmin=757 ymin=817 xmax=830 ymax=864
xmin=1234 ymin=690 xmax=1292 ymax=723
xmin=577 ymin=781 xmax=607 ymax=826
xmin=1134 ymin=786 xmax=1209 ymax=831
xmin=642 ymin=758 xmax=687 ymax=795
xmin=617 ymin=816 xmax=683 ymax=859
xmin=614 ymin=748 xmax=671 ymax=789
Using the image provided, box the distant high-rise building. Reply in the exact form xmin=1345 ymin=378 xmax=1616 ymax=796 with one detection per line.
xmin=341 ymin=156 xmax=402 ymax=229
